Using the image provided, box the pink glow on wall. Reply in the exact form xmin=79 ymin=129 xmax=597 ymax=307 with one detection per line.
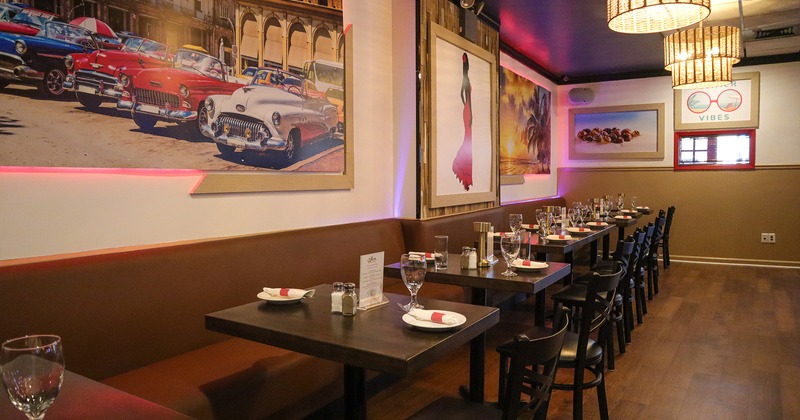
xmin=0 ymin=166 xmax=203 ymax=177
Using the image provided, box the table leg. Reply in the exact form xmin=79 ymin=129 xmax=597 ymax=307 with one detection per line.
xmin=535 ymin=290 xmax=547 ymax=327
xmin=618 ymin=226 xmax=626 ymax=243
xmin=603 ymin=234 xmax=610 ymax=260
xmin=344 ymin=364 xmax=366 ymax=420
xmin=590 ymin=240 xmax=598 ymax=267
xmin=564 ymin=251 xmax=573 ymax=285
xmin=467 ymin=287 xmax=487 ymax=403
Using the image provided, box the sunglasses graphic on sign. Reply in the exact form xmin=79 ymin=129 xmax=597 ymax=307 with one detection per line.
xmin=686 ymin=89 xmax=742 ymax=114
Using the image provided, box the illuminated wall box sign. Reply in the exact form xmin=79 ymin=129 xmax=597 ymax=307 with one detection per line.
xmin=674 ymin=72 xmax=760 ymax=131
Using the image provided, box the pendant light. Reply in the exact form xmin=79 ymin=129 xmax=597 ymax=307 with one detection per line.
xmin=664 ymin=24 xmax=741 ymax=89
xmin=608 ymin=0 xmax=711 ymax=34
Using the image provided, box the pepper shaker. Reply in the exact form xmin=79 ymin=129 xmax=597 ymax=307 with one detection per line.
xmin=342 ymin=283 xmax=357 ymax=316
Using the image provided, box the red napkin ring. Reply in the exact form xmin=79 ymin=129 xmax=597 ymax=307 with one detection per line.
xmin=279 ymin=288 xmax=291 ymax=296
xmin=522 ymin=260 xmax=532 ymax=266
xmin=559 ymin=235 xmax=565 ymax=239
xmin=431 ymin=312 xmax=446 ymax=323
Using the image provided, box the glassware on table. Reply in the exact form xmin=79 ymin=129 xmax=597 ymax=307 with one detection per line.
xmin=603 ymin=200 xmax=614 ymax=222
xmin=508 ymin=213 xmax=523 ymax=234
xmin=631 ymin=195 xmax=637 ymax=209
xmin=400 ymin=253 xmax=426 ymax=311
xmin=617 ymin=193 xmax=625 ymax=211
xmin=433 ymin=235 xmax=449 ymax=270
xmin=499 ymin=233 xmax=521 ymax=277
xmin=1 ymin=335 xmax=64 ymax=420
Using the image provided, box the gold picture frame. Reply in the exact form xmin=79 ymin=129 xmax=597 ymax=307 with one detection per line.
xmin=428 ymin=22 xmax=497 ymax=208
xmin=568 ymin=103 xmax=665 ymax=161
xmin=192 ymin=27 xmax=355 ymax=194
xmin=674 ymin=71 xmax=760 ymax=131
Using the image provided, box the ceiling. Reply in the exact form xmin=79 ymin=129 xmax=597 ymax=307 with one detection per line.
xmin=478 ymin=0 xmax=800 ymax=84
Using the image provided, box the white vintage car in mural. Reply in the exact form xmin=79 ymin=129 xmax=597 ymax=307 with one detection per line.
xmin=201 ymin=68 xmax=339 ymax=163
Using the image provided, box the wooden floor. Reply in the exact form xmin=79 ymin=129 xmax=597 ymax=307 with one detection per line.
xmin=356 ymin=262 xmax=800 ymax=419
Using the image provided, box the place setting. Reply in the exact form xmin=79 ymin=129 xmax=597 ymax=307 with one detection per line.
xmin=510 ymin=258 xmax=549 ymax=271
xmin=397 ymin=253 xmax=465 ymax=331
xmin=258 ymin=287 xmax=316 ymax=304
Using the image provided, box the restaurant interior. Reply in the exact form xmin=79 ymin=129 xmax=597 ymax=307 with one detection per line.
xmin=1 ymin=0 xmax=799 ymax=419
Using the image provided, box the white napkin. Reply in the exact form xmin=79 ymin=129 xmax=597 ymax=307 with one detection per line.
xmin=262 ymin=287 xmax=315 ymax=299
xmin=409 ymin=252 xmax=434 ymax=259
xmin=407 ymin=308 xmax=458 ymax=325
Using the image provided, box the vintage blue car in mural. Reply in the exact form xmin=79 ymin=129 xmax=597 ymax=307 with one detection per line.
xmin=202 ymin=67 xmax=339 ymax=164
xmin=0 ymin=21 xmax=97 ymax=96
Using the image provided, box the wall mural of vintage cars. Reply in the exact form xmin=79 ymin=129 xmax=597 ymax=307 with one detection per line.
xmin=0 ymin=1 xmax=345 ymax=174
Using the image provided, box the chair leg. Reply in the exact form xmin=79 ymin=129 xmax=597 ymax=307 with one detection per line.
xmin=624 ymin=284 xmax=634 ymax=342
xmin=653 ymin=259 xmax=660 ymax=295
xmin=635 ymin=276 xmax=645 ymax=324
xmin=646 ymin=263 xmax=654 ymax=300
xmin=638 ymin=271 xmax=648 ymax=315
xmin=596 ymin=361 xmax=610 ymax=420
xmin=606 ymin=325 xmax=615 ymax=371
xmin=663 ymin=239 xmax=670 ymax=269
xmin=498 ymin=353 xmax=508 ymax=404
xmin=616 ymin=315 xmax=626 ymax=354
xmin=573 ymin=367 xmax=585 ymax=420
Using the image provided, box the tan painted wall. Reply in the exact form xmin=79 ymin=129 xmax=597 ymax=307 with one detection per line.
xmin=558 ymin=166 xmax=800 ymax=266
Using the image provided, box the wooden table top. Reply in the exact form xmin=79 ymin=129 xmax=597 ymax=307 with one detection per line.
xmin=385 ymin=256 xmax=571 ymax=294
xmin=205 ymin=284 xmax=499 ymax=377
xmin=525 ymin=225 xmax=614 ymax=254
xmin=0 ymin=370 xmax=191 ymax=420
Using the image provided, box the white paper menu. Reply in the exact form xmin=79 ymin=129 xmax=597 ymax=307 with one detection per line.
xmin=358 ymin=251 xmax=388 ymax=310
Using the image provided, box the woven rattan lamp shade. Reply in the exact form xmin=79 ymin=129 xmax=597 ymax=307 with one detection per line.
xmin=608 ymin=0 xmax=711 ymax=34
xmin=664 ymin=25 xmax=741 ymax=89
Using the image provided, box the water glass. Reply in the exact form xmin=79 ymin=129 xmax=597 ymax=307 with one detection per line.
xmin=509 ymin=214 xmax=523 ymax=234
xmin=631 ymin=195 xmax=637 ymax=209
xmin=499 ymin=233 xmax=520 ymax=277
xmin=400 ymin=254 xmax=426 ymax=311
xmin=1 ymin=335 xmax=64 ymax=420
xmin=434 ymin=235 xmax=448 ymax=270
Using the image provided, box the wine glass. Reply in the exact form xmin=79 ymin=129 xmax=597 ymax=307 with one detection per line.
xmin=631 ymin=195 xmax=637 ymax=209
xmin=400 ymin=253 xmax=426 ymax=311
xmin=499 ymin=233 xmax=520 ymax=276
xmin=509 ymin=214 xmax=523 ymax=234
xmin=603 ymin=199 xmax=614 ymax=222
xmin=617 ymin=193 xmax=625 ymax=211
xmin=1 ymin=335 xmax=64 ymax=420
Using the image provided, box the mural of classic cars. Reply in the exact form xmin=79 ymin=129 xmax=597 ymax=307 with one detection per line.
xmin=0 ymin=8 xmax=62 ymax=36
xmin=116 ymin=49 xmax=245 ymax=138
xmin=64 ymin=36 xmax=171 ymax=109
xmin=0 ymin=3 xmax=23 ymax=23
xmin=0 ymin=21 xmax=97 ymax=96
xmin=202 ymin=67 xmax=339 ymax=164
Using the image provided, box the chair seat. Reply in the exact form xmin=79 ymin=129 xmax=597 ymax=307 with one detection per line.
xmin=552 ymin=284 xmax=588 ymax=302
xmin=408 ymin=396 xmax=501 ymax=419
xmin=559 ymin=331 xmax=603 ymax=366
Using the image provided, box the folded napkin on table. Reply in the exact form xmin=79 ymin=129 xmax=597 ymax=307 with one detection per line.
xmin=520 ymin=259 xmax=539 ymax=267
xmin=572 ymin=227 xmax=590 ymax=232
xmin=409 ymin=252 xmax=434 ymax=259
xmin=521 ymin=223 xmax=538 ymax=229
xmin=262 ymin=288 xmax=315 ymax=299
xmin=407 ymin=308 xmax=459 ymax=325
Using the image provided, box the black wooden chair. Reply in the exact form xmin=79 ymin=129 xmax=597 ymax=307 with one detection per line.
xmin=660 ymin=206 xmax=676 ymax=270
xmin=409 ymin=310 xmax=570 ymax=420
xmin=634 ymin=223 xmax=655 ymax=320
xmin=550 ymin=269 xmax=622 ymax=420
xmin=647 ymin=212 xmax=666 ymax=300
xmin=623 ymin=230 xmax=645 ymax=341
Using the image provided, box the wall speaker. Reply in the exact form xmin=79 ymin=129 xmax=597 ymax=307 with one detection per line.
xmin=568 ymin=88 xmax=594 ymax=104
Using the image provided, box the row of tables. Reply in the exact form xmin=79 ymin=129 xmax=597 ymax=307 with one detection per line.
xmin=203 ymin=211 xmax=655 ymax=419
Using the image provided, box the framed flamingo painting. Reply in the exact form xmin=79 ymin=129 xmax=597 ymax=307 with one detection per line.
xmin=428 ymin=22 xmax=497 ymax=209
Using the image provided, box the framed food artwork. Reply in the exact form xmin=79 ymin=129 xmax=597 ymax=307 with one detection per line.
xmin=568 ymin=103 xmax=665 ymax=160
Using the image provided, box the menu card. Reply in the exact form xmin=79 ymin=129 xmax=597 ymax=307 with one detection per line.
xmin=358 ymin=251 xmax=388 ymax=310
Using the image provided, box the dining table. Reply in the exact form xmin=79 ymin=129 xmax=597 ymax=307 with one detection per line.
xmin=384 ymin=257 xmax=571 ymax=403
xmin=525 ymin=224 xmax=615 ymax=270
xmin=0 ymin=370 xmax=192 ymax=420
xmin=205 ymin=284 xmax=498 ymax=420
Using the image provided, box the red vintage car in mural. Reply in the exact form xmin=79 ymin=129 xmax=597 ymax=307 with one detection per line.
xmin=0 ymin=8 xmax=62 ymax=36
xmin=116 ymin=49 xmax=245 ymax=138
xmin=63 ymin=36 xmax=171 ymax=109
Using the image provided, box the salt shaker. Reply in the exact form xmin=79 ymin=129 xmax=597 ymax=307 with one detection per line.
xmin=468 ymin=248 xmax=478 ymax=269
xmin=331 ymin=282 xmax=344 ymax=314
xmin=342 ymin=283 xmax=357 ymax=316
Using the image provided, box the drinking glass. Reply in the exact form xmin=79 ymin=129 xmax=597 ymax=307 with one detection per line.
xmin=568 ymin=209 xmax=579 ymax=227
xmin=433 ymin=235 xmax=448 ymax=270
xmin=603 ymin=200 xmax=614 ymax=222
xmin=509 ymin=214 xmax=523 ymax=234
xmin=617 ymin=193 xmax=625 ymax=211
xmin=499 ymin=233 xmax=520 ymax=277
xmin=631 ymin=195 xmax=637 ymax=209
xmin=400 ymin=254 xmax=426 ymax=311
xmin=1 ymin=335 xmax=64 ymax=420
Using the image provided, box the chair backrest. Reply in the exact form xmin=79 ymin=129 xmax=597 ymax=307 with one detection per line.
xmin=501 ymin=309 xmax=570 ymax=420
xmin=627 ymin=230 xmax=645 ymax=285
xmin=663 ymin=206 xmax=676 ymax=238
xmin=615 ymin=238 xmax=636 ymax=281
xmin=636 ymin=224 xmax=655 ymax=275
xmin=649 ymin=214 xmax=666 ymax=255
xmin=570 ymin=269 xmax=623 ymax=369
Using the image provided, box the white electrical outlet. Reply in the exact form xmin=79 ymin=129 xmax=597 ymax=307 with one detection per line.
xmin=761 ymin=233 xmax=776 ymax=243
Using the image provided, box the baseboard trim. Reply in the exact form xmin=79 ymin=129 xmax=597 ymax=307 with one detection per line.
xmin=669 ymin=255 xmax=800 ymax=269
